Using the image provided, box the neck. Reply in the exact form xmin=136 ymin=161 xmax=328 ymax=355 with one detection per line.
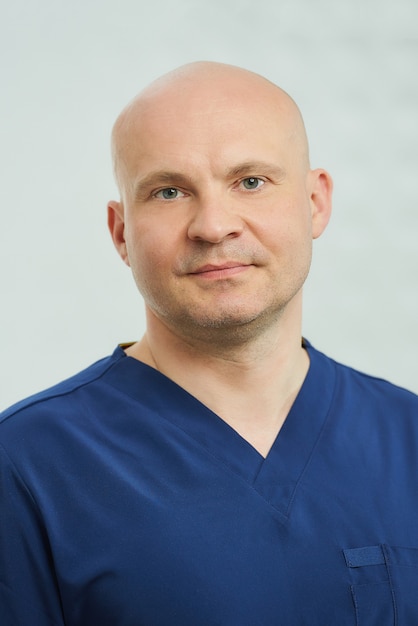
xmin=126 ymin=306 xmax=309 ymax=457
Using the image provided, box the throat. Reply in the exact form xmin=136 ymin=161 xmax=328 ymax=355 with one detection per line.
xmin=215 ymin=384 xmax=302 ymax=458
xmin=126 ymin=333 xmax=310 ymax=459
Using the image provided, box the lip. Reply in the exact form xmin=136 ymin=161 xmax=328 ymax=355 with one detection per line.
xmin=189 ymin=262 xmax=251 ymax=279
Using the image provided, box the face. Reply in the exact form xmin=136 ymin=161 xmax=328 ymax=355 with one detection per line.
xmin=108 ymin=79 xmax=332 ymax=345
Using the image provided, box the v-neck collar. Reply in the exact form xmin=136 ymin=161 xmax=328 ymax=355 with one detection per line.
xmin=105 ymin=341 xmax=337 ymax=518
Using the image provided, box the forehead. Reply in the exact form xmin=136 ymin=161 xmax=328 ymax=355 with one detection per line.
xmin=114 ymin=83 xmax=306 ymax=184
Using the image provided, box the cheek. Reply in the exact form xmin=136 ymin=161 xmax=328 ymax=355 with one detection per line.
xmin=125 ymin=221 xmax=176 ymax=279
xmin=254 ymin=205 xmax=312 ymax=254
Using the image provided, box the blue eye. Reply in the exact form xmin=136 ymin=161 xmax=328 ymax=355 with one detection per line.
xmin=241 ymin=177 xmax=264 ymax=190
xmin=155 ymin=188 xmax=183 ymax=200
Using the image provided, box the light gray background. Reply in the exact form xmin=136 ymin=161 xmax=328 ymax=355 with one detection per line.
xmin=1 ymin=0 xmax=417 ymax=409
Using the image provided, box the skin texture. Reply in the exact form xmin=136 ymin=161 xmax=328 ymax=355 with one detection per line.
xmin=108 ymin=61 xmax=333 ymax=456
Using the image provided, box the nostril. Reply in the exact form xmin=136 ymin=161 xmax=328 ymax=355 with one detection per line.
xmin=187 ymin=211 xmax=244 ymax=243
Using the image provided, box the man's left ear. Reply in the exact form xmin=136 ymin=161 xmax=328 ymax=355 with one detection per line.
xmin=308 ymin=168 xmax=333 ymax=239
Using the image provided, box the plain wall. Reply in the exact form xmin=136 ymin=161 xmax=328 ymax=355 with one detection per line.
xmin=1 ymin=0 xmax=417 ymax=409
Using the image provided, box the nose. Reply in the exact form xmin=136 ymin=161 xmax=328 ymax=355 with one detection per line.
xmin=187 ymin=195 xmax=244 ymax=243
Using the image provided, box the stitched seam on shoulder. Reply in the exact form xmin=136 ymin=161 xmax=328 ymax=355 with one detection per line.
xmin=0 ymin=355 xmax=123 ymax=426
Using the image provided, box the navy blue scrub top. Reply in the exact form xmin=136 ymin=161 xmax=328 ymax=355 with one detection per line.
xmin=1 ymin=341 xmax=418 ymax=625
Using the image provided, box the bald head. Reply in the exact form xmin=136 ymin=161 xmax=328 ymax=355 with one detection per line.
xmin=107 ymin=61 xmax=333 ymax=345
xmin=111 ymin=62 xmax=310 ymax=194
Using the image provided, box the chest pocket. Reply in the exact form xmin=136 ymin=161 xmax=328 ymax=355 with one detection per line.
xmin=344 ymin=545 xmax=418 ymax=625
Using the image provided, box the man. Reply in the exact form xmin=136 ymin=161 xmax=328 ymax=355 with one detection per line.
xmin=1 ymin=62 xmax=417 ymax=625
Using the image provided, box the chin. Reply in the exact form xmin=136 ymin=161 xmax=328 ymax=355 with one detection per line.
xmin=164 ymin=304 xmax=284 ymax=345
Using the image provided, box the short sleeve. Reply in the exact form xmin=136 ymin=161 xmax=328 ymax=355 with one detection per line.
xmin=0 ymin=442 xmax=64 ymax=625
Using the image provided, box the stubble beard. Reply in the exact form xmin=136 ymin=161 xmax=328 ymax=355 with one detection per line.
xmin=137 ymin=242 xmax=311 ymax=352
xmin=146 ymin=284 xmax=299 ymax=352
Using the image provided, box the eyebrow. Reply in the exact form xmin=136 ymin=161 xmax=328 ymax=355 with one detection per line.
xmin=133 ymin=160 xmax=286 ymax=200
xmin=133 ymin=172 xmax=192 ymax=201
xmin=226 ymin=161 xmax=286 ymax=180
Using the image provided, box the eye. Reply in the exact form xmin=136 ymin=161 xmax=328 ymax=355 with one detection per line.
xmin=240 ymin=177 xmax=265 ymax=191
xmin=154 ymin=188 xmax=186 ymax=200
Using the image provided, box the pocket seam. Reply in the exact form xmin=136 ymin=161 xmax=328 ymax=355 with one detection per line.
xmin=382 ymin=544 xmax=398 ymax=626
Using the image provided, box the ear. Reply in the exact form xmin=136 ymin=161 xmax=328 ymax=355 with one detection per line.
xmin=308 ymin=168 xmax=333 ymax=239
xmin=107 ymin=200 xmax=130 ymax=266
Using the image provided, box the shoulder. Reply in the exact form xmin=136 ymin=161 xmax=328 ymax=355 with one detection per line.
xmin=307 ymin=341 xmax=418 ymax=420
xmin=0 ymin=346 xmax=126 ymax=429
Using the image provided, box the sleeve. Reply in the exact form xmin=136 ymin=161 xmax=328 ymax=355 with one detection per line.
xmin=0 ymin=442 xmax=65 ymax=625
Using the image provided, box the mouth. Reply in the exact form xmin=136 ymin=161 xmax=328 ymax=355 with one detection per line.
xmin=189 ymin=262 xmax=252 ymax=279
